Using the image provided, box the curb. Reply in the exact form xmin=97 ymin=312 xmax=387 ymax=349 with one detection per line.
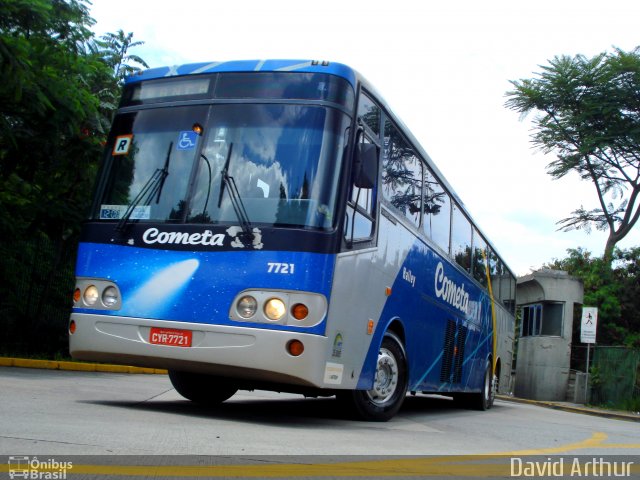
xmin=0 ymin=357 xmax=167 ymax=375
xmin=497 ymin=394 xmax=640 ymax=423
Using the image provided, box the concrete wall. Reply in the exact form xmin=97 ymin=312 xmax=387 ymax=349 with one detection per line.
xmin=515 ymin=337 xmax=571 ymax=400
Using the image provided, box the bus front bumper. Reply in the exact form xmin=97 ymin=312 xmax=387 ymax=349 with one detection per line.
xmin=69 ymin=313 xmax=341 ymax=389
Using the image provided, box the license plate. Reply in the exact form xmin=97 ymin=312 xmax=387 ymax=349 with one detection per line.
xmin=149 ymin=327 xmax=192 ymax=347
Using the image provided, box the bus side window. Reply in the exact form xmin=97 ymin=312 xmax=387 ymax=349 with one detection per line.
xmin=472 ymin=229 xmax=488 ymax=288
xmin=382 ymin=119 xmax=422 ymax=227
xmin=451 ymin=203 xmax=472 ymax=272
xmin=423 ymin=167 xmax=451 ymax=253
xmin=358 ymin=94 xmax=380 ymax=135
xmin=344 ymin=93 xmax=380 ymax=244
xmin=345 ymin=136 xmax=377 ymax=242
xmin=487 ymin=247 xmax=501 ymax=300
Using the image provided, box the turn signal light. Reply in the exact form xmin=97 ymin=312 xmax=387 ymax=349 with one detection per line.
xmin=73 ymin=288 xmax=81 ymax=303
xmin=287 ymin=340 xmax=304 ymax=357
xmin=69 ymin=320 xmax=76 ymax=335
xmin=291 ymin=303 xmax=309 ymax=320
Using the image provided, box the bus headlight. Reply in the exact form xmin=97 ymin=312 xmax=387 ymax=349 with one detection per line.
xmin=229 ymin=290 xmax=326 ymax=327
xmin=237 ymin=295 xmax=258 ymax=318
xmin=83 ymin=285 xmax=99 ymax=306
xmin=264 ymin=298 xmax=286 ymax=321
xmin=102 ymin=286 xmax=120 ymax=307
xmin=73 ymin=278 xmax=121 ymax=311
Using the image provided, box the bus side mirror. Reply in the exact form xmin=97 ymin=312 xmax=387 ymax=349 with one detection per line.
xmin=354 ymin=143 xmax=378 ymax=189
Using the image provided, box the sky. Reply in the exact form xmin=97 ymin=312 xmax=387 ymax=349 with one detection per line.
xmin=88 ymin=0 xmax=640 ymax=275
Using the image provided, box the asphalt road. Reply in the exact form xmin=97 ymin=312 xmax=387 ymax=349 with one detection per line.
xmin=1 ymin=366 xmax=639 ymax=458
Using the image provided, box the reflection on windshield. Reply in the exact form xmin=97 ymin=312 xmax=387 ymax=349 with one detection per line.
xmin=97 ymin=104 xmax=350 ymax=231
xmin=115 ymin=141 xmax=174 ymax=231
xmin=98 ymin=106 xmax=209 ymax=222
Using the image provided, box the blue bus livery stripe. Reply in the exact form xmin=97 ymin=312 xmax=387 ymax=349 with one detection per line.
xmin=415 ymin=351 xmax=443 ymax=387
xmin=356 ymin=236 xmax=494 ymax=393
xmin=437 ymin=332 xmax=493 ymax=392
xmin=73 ymin=242 xmax=335 ymax=336
xmin=126 ymin=60 xmax=358 ymax=89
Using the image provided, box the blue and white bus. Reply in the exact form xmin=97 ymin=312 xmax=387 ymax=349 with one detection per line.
xmin=69 ymin=60 xmax=516 ymax=421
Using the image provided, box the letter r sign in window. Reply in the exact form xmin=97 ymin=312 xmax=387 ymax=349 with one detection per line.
xmin=113 ymin=134 xmax=134 ymax=155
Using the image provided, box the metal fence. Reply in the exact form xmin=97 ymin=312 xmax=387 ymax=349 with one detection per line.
xmin=0 ymin=234 xmax=77 ymax=356
xmin=590 ymin=346 xmax=640 ymax=410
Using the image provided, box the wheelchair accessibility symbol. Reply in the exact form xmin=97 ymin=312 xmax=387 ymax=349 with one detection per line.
xmin=177 ymin=131 xmax=199 ymax=150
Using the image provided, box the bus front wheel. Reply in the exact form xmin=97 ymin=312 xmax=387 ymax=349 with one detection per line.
xmin=168 ymin=370 xmax=238 ymax=405
xmin=339 ymin=332 xmax=408 ymax=421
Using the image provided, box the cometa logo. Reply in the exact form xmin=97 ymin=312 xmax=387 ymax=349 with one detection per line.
xmin=434 ymin=262 xmax=470 ymax=315
xmin=142 ymin=228 xmax=225 ymax=246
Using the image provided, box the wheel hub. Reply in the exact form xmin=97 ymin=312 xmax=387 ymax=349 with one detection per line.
xmin=367 ymin=347 xmax=398 ymax=405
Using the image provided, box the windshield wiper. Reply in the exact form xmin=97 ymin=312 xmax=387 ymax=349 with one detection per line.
xmin=217 ymin=142 xmax=233 ymax=209
xmin=116 ymin=141 xmax=173 ymax=232
xmin=216 ymin=143 xmax=254 ymax=245
xmin=155 ymin=140 xmax=172 ymax=203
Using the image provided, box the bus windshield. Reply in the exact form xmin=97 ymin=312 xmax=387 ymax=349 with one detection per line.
xmin=96 ymin=103 xmax=350 ymax=230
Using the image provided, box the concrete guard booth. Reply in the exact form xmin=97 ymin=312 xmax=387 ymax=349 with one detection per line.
xmin=515 ymin=270 xmax=584 ymax=401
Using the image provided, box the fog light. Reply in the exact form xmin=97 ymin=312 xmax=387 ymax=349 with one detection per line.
xmin=287 ymin=339 xmax=304 ymax=356
xmin=264 ymin=298 xmax=286 ymax=321
xmin=237 ymin=295 xmax=257 ymax=318
xmin=83 ymin=285 xmax=99 ymax=306
xmin=102 ymin=286 xmax=119 ymax=307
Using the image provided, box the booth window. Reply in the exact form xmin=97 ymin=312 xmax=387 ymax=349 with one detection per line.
xmin=521 ymin=302 xmax=563 ymax=337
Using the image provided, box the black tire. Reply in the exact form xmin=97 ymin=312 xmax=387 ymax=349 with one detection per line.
xmin=470 ymin=361 xmax=494 ymax=411
xmin=168 ymin=370 xmax=238 ymax=405
xmin=339 ymin=332 xmax=408 ymax=421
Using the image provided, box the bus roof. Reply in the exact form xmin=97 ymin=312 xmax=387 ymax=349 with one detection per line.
xmin=124 ymin=59 xmax=358 ymax=87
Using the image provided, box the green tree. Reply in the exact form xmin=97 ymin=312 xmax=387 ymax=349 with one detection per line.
xmin=97 ymin=29 xmax=148 ymax=82
xmin=88 ymin=29 xmax=148 ymax=133
xmin=612 ymin=247 xmax=640 ymax=347
xmin=0 ymin=0 xmax=146 ymax=355
xmin=546 ymin=248 xmax=640 ymax=347
xmin=1 ymin=0 xmax=109 ymax=237
xmin=506 ymin=48 xmax=640 ymax=266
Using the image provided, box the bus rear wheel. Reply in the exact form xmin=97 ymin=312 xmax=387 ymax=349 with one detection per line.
xmin=339 ymin=332 xmax=408 ymax=421
xmin=470 ymin=361 xmax=494 ymax=410
xmin=452 ymin=361 xmax=494 ymax=410
xmin=168 ymin=370 xmax=238 ymax=405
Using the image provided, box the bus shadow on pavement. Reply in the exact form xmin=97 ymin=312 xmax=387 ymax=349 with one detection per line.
xmin=400 ymin=394 xmax=506 ymax=416
xmin=80 ymin=392 xmax=495 ymax=426
xmin=81 ymin=396 xmax=353 ymax=426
